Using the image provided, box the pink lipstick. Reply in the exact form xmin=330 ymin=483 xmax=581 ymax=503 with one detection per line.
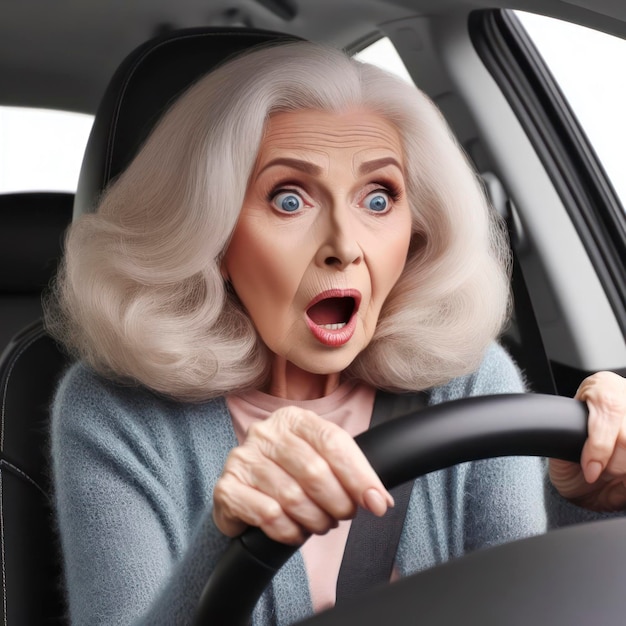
xmin=305 ymin=289 xmax=361 ymax=347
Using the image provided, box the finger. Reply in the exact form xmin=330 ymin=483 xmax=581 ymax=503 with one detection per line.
xmin=577 ymin=372 xmax=626 ymax=483
xmin=580 ymin=402 xmax=621 ymax=483
xmin=213 ymin=475 xmax=307 ymax=545
xmin=296 ymin=413 xmax=392 ymax=509
xmin=247 ymin=421 xmax=361 ymax=520
xmin=232 ymin=450 xmax=340 ymax=534
xmin=221 ymin=442 xmax=341 ymax=534
xmin=278 ymin=410 xmax=393 ymax=514
xmin=601 ymin=422 xmax=626 ymax=480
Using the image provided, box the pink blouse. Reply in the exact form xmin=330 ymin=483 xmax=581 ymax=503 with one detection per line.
xmin=226 ymin=381 xmax=376 ymax=611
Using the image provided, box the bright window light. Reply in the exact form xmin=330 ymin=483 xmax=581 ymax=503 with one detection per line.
xmin=354 ymin=37 xmax=414 ymax=84
xmin=0 ymin=106 xmax=93 ymax=193
xmin=516 ymin=11 xmax=626 ymax=208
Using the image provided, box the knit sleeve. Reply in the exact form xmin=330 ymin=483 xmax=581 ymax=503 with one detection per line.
xmin=434 ymin=344 xmax=550 ymax=552
xmin=455 ymin=344 xmax=625 ymax=547
xmin=51 ymin=364 xmax=232 ymax=625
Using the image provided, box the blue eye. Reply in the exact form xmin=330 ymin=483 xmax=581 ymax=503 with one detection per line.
xmin=273 ymin=192 xmax=303 ymax=213
xmin=364 ymin=191 xmax=390 ymax=212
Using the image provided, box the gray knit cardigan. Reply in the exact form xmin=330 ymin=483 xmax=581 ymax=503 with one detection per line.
xmin=51 ymin=343 xmax=605 ymax=625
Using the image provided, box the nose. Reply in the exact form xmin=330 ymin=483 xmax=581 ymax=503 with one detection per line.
xmin=314 ymin=206 xmax=363 ymax=270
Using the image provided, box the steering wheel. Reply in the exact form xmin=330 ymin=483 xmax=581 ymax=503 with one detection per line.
xmin=192 ymin=393 xmax=624 ymax=625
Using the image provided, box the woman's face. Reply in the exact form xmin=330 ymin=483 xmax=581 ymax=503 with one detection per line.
xmin=222 ymin=108 xmax=412 ymax=378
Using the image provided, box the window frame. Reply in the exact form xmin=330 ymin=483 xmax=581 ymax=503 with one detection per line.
xmin=469 ymin=9 xmax=626 ymax=337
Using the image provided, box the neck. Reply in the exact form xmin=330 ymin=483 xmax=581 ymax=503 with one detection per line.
xmin=267 ymin=357 xmax=341 ymax=400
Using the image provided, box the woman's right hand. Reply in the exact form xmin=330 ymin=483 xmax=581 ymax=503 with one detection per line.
xmin=213 ymin=406 xmax=394 ymax=545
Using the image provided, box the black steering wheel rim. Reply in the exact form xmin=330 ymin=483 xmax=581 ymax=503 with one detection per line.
xmin=194 ymin=393 xmax=589 ymax=625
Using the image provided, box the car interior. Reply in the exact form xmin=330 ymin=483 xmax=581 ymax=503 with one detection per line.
xmin=1 ymin=0 xmax=626 ymax=624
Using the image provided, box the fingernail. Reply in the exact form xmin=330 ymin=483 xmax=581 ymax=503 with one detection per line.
xmin=585 ymin=460 xmax=603 ymax=483
xmin=364 ymin=488 xmax=387 ymax=516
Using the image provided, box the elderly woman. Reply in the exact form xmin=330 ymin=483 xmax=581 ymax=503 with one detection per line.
xmin=47 ymin=42 xmax=626 ymax=625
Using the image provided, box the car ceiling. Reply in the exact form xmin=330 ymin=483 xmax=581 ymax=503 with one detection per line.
xmin=2 ymin=0 xmax=626 ymax=114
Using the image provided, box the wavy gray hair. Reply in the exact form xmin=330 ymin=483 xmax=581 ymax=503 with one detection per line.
xmin=46 ymin=42 xmax=511 ymax=401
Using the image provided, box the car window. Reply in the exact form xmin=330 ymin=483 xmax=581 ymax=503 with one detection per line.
xmin=516 ymin=11 xmax=626 ymax=210
xmin=354 ymin=37 xmax=414 ymax=84
xmin=0 ymin=106 xmax=93 ymax=193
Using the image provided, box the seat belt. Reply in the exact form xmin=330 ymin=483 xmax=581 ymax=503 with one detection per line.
xmin=481 ymin=172 xmax=557 ymax=395
xmin=335 ymin=390 xmax=428 ymax=604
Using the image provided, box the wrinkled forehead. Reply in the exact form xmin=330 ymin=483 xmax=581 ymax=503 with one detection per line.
xmin=254 ymin=108 xmax=406 ymax=173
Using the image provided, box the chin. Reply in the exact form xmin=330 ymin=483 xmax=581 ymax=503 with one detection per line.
xmin=292 ymin=349 xmax=361 ymax=376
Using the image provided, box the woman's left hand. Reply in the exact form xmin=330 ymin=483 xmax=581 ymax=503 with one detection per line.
xmin=549 ymin=371 xmax=626 ymax=511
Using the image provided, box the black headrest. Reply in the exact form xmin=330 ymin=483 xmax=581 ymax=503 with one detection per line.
xmin=0 ymin=192 xmax=73 ymax=292
xmin=74 ymin=27 xmax=299 ymax=220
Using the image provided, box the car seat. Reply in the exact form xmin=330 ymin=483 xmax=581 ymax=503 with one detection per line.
xmin=0 ymin=191 xmax=73 ymax=352
xmin=0 ymin=26 xmax=297 ymax=625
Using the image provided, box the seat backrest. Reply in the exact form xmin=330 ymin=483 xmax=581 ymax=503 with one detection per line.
xmin=0 ymin=192 xmax=73 ymax=351
xmin=0 ymin=322 xmax=70 ymax=624
xmin=0 ymin=26 xmax=298 ymax=625
xmin=74 ymin=27 xmax=297 ymax=218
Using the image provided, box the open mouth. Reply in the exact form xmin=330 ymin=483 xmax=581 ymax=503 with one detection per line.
xmin=305 ymin=290 xmax=361 ymax=347
xmin=306 ymin=296 xmax=357 ymax=330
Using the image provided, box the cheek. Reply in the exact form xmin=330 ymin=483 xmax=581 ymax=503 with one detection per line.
xmin=223 ymin=222 xmax=304 ymax=321
xmin=373 ymin=216 xmax=413 ymax=297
